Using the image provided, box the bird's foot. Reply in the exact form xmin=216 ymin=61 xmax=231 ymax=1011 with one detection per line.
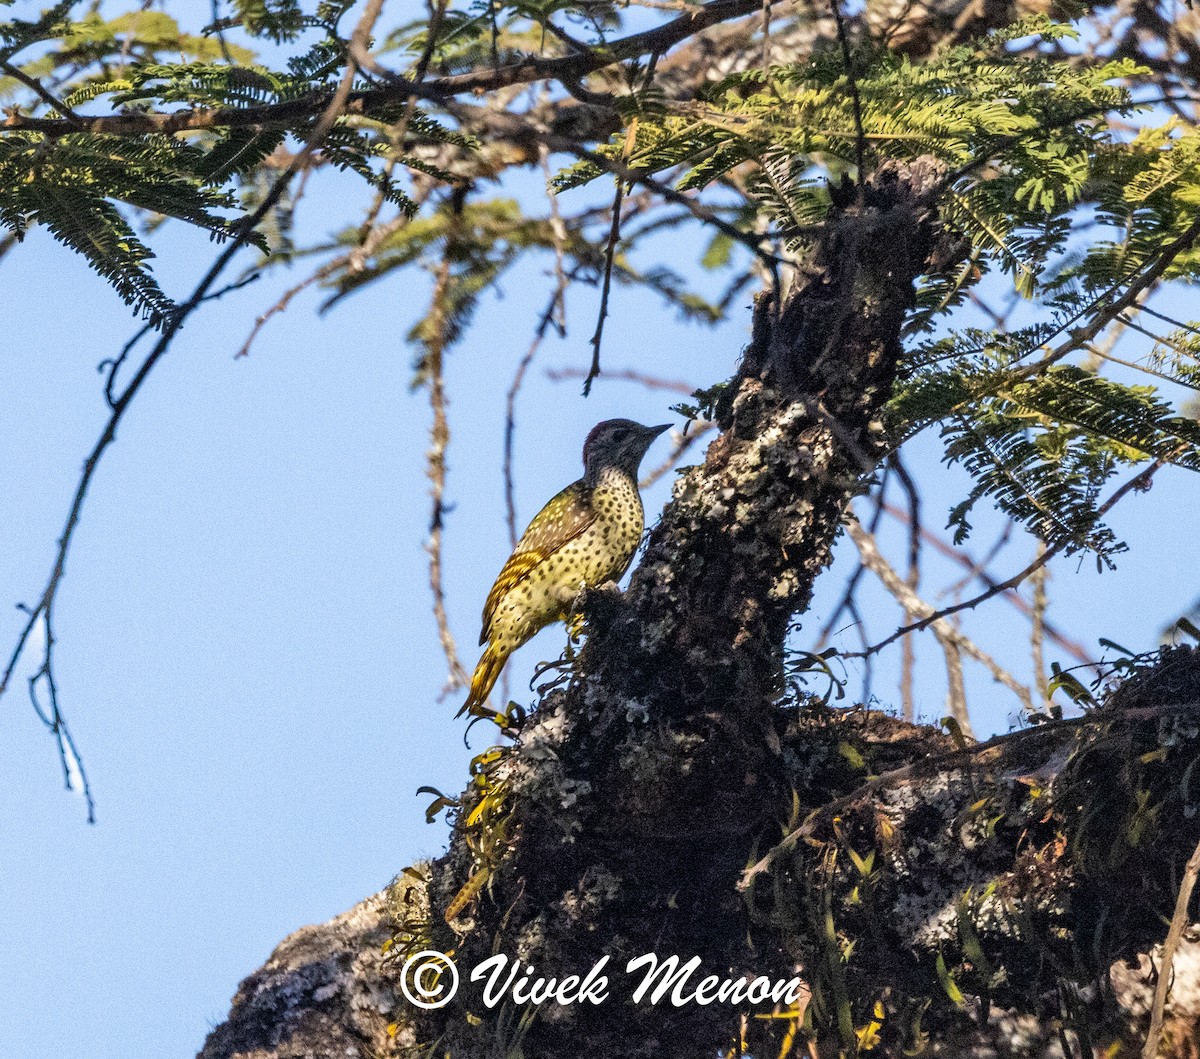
xmin=564 ymin=608 xmax=586 ymax=644
xmin=463 ymin=702 xmax=516 ymax=734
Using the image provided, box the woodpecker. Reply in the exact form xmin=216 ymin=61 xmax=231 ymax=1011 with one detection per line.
xmin=460 ymin=419 xmax=670 ymax=718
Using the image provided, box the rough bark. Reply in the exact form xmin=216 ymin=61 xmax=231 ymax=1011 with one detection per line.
xmin=186 ymin=0 xmax=1200 ymax=1050
xmin=420 ymin=156 xmax=950 ymax=1057
xmin=195 ymin=143 xmax=1200 ymax=1053
xmin=193 ymin=156 xmax=945 ymax=1058
xmin=196 ymin=890 xmax=408 ymax=1059
xmin=199 ymin=650 xmax=1200 ymax=1059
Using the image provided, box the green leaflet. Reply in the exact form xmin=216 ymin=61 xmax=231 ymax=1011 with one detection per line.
xmin=0 ymin=0 xmax=475 ymax=327
xmin=889 ymin=361 xmax=1200 ymax=560
xmin=0 ymin=132 xmax=249 ymax=323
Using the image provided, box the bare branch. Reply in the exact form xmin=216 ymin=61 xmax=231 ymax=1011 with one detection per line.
xmin=879 ymin=501 xmax=1092 ymax=665
xmin=546 ymin=365 xmax=696 ymax=393
xmin=936 ymin=634 xmax=972 ymax=736
xmin=854 ymin=461 xmax=1163 ymax=660
xmin=847 ymin=519 xmax=1032 ymax=722
xmin=1031 ymin=547 xmax=1051 ymax=710
xmin=236 ymin=267 xmax=331 ymax=359
xmin=0 ymin=0 xmax=382 ymax=815
xmin=0 ymin=60 xmax=83 ymax=125
xmin=1143 ymin=833 xmax=1200 ymax=1059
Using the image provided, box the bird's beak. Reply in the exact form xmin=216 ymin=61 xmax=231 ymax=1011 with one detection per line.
xmin=647 ymin=423 xmax=671 ymax=438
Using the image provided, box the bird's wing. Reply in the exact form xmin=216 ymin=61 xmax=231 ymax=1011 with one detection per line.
xmin=480 ymin=480 xmax=595 ymax=644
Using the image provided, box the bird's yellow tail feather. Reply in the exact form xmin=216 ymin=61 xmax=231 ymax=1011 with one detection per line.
xmin=458 ymin=642 xmax=507 ymax=718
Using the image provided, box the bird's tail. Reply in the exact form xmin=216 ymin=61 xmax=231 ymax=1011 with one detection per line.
xmin=458 ymin=642 xmax=507 ymax=718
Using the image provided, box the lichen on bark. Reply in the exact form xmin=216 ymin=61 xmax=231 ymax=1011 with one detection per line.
xmin=198 ymin=155 xmax=1200 ymax=1059
xmin=412 ymin=156 xmax=957 ymax=1058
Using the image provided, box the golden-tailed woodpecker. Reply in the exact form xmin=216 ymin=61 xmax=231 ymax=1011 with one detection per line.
xmin=460 ymin=419 xmax=670 ymax=717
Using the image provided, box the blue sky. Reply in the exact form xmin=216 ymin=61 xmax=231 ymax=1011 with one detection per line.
xmin=0 ymin=165 xmax=741 ymax=1057
xmin=3 ymin=10 xmax=1200 ymax=1059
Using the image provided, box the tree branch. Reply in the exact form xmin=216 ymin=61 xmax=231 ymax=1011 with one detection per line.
xmin=1 ymin=0 xmax=778 ymax=138
xmin=846 ymin=518 xmax=1033 ymax=723
xmin=0 ymin=0 xmax=380 ymax=816
xmin=851 ymin=460 xmax=1164 ymax=660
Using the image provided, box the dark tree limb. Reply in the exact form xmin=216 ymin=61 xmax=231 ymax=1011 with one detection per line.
xmin=401 ymin=155 xmax=955 ymax=1059
xmin=200 ymin=650 xmax=1200 ymax=1059
xmin=1 ymin=0 xmax=780 ymax=138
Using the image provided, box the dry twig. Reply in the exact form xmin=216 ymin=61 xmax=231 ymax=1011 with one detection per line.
xmin=847 ymin=520 xmax=1031 ymax=725
xmin=424 ymin=247 xmax=472 ymax=695
xmin=0 ymin=0 xmax=385 ymax=819
xmin=852 ymin=461 xmax=1163 ymax=660
xmin=1142 ymin=834 xmax=1200 ymax=1059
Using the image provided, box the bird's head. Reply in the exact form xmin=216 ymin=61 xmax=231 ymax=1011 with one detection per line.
xmin=582 ymin=419 xmax=671 ymax=481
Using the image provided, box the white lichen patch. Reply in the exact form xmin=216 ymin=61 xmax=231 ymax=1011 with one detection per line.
xmin=895 ymin=887 xmax=959 ymax=949
xmin=556 ymin=777 xmax=593 ymax=810
xmin=878 ymin=769 xmax=1012 ymax=950
xmin=557 ymin=865 xmax=622 ymax=927
xmin=625 ymin=699 xmax=649 ymax=724
xmin=508 ymin=703 xmax=590 ymax=836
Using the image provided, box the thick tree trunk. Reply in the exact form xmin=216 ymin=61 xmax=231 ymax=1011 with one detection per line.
xmin=186 ymin=0 xmax=1200 ymax=1051
xmin=198 ymin=651 xmax=1200 ymax=1059
xmin=195 ymin=162 xmax=1200 ymax=1059
xmin=416 ymin=157 xmax=950 ymax=1059
xmin=200 ymin=156 xmax=941 ymax=1057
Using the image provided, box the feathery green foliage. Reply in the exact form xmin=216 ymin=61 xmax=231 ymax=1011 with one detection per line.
xmin=4 ymin=3 xmax=1200 ymax=563
xmin=0 ymin=130 xmax=249 ymax=324
xmin=543 ymin=17 xmax=1200 ymax=559
xmin=0 ymin=1 xmax=469 ymax=325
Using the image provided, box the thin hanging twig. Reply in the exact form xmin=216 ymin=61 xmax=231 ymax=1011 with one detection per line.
xmin=584 ymin=173 xmax=627 ymax=397
xmin=0 ymin=0 xmax=383 ymax=820
xmin=1142 ymin=834 xmax=1200 ymax=1059
xmin=850 ymin=461 xmax=1163 ymax=660
xmin=425 ymin=245 xmax=472 ymax=696
xmin=504 ymin=279 xmax=574 ymax=546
